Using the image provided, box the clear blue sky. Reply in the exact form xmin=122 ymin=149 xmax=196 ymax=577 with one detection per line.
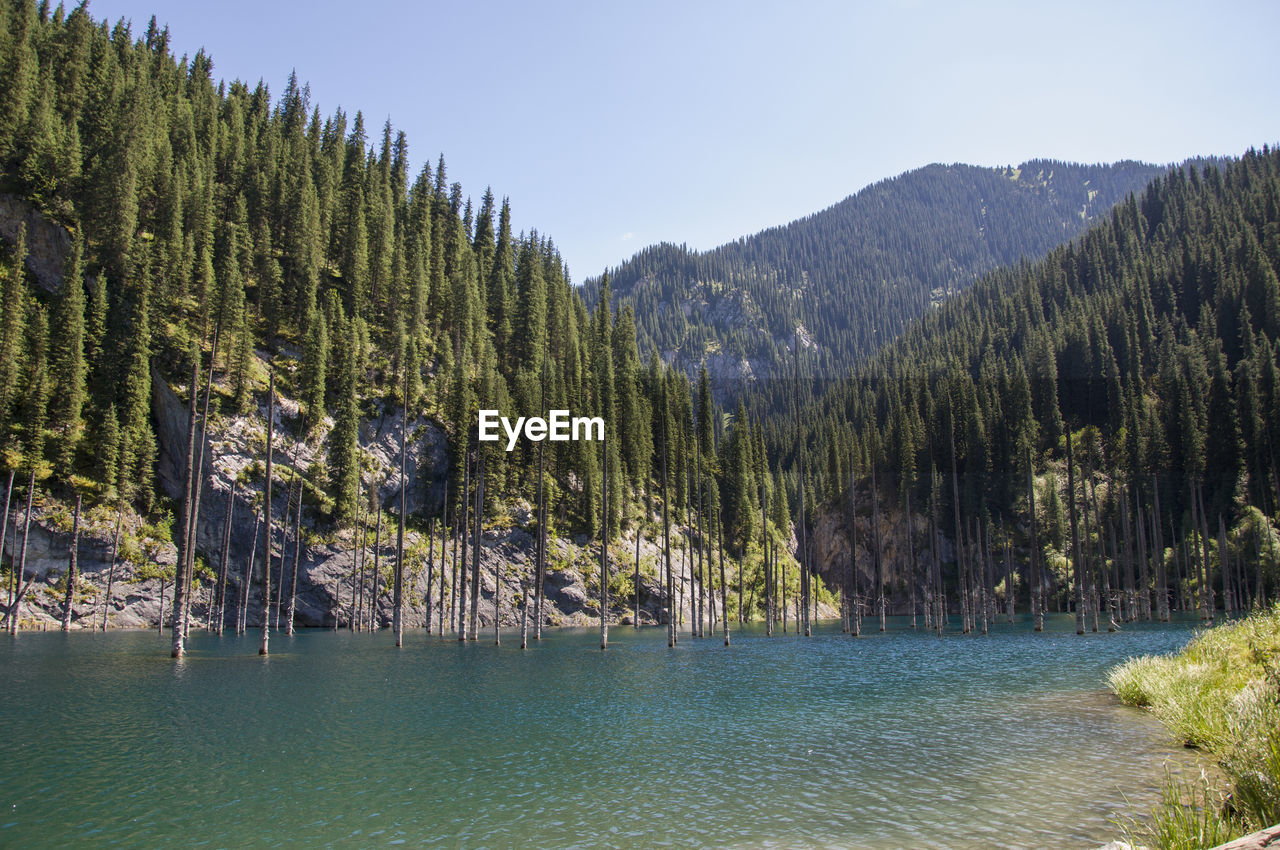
xmin=86 ymin=0 xmax=1280 ymax=283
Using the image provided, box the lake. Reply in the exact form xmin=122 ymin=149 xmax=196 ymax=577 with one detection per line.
xmin=0 ymin=614 xmax=1204 ymax=848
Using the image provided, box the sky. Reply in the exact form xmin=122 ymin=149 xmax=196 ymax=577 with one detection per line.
xmin=85 ymin=0 xmax=1280 ymax=284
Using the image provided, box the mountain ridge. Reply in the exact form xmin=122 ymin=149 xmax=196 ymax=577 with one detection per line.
xmin=585 ymin=158 xmax=1192 ymax=391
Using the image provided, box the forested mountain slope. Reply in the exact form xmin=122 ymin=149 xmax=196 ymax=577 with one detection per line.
xmin=584 ymin=160 xmax=1172 ymax=387
xmin=765 ymin=147 xmax=1280 ymax=626
xmin=0 ymin=0 xmax=715 ymax=631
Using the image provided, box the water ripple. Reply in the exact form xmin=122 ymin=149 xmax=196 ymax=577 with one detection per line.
xmin=0 ymin=615 xmax=1205 ymax=847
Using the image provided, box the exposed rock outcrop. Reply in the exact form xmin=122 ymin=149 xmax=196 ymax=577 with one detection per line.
xmin=0 ymin=193 xmax=72 ymax=294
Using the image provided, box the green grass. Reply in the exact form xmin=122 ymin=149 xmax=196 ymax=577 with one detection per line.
xmin=1108 ymin=604 xmax=1280 ymax=848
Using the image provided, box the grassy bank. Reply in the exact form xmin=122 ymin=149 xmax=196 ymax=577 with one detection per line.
xmin=1108 ymin=605 xmax=1280 ymax=849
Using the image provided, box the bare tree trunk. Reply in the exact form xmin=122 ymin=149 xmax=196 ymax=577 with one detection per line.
xmin=2 ymin=470 xmax=13 ymax=624
xmin=371 ymin=507 xmax=382 ymax=630
xmin=351 ymin=508 xmax=362 ymax=631
xmin=157 ymin=575 xmax=166 ymax=634
xmin=719 ymin=506 xmax=729 ymax=646
xmin=212 ymin=483 xmax=235 ymax=633
xmin=1196 ymin=483 xmax=1213 ymax=621
xmin=286 ymin=474 xmax=304 ymax=635
xmin=1066 ymin=430 xmax=1085 ymax=635
xmin=259 ymin=373 xmax=275 ymax=656
xmin=1028 ymin=453 xmax=1043 ymax=632
xmin=534 ymin=439 xmax=545 ymax=640
xmin=664 ymin=427 xmax=674 ymax=648
xmin=534 ymin=359 xmax=548 ymax=639
xmin=520 ymin=583 xmax=529 ymax=649
xmin=634 ymin=526 xmax=641 ymax=628
xmin=425 ymin=517 xmax=435 ymax=636
xmin=7 ymin=471 xmax=35 ymax=634
xmin=696 ymin=445 xmax=705 ymax=639
xmin=1218 ymin=514 xmax=1232 ymax=616
xmin=1136 ymin=495 xmax=1151 ymax=621
xmin=172 ymin=360 xmax=199 ymax=656
xmin=907 ymin=493 xmax=918 ymax=629
xmin=239 ymin=514 xmax=258 ymax=634
xmin=1153 ymin=475 xmax=1169 ymax=621
xmin=1004 ymin=527 xmax=1015 ymax=624
xmin=600 ymin=442 xmax=609 ymax=651
xmin=394 ymin=381 xmax=407 ymax=648
xmin=469 ymin=448 xmax=483 ymax=641
xmin=439 ymin=482 xmax=447 ymax=635
xmin=60 ymin=495 xmax=82 ymax=631
xmin=977 ymin=517 xmax=989 ymax=635
xmin=458 ymin=446 xmax=469 ymax=641
xmin=100 ymin=503 xmax=124 ymax=632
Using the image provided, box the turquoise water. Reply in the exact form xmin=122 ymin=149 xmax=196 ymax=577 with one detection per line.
xmin=0 ymin=614 xmax=1202 ymax=848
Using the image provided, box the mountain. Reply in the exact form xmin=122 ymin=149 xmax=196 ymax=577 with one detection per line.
xmin=585 ymin=159 xmax=1174 ymax=390
xmin=767 ymin=146 xmax=1280 ymax=626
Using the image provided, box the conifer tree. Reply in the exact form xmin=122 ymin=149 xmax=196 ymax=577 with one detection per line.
xmin=48 ymin=235 xmax=86 ymax=476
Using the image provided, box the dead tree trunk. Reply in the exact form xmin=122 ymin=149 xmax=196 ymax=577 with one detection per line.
xmin=259 ymin=373 xmax=275 ymax=656
xmin=2 ymin=470 xmax=13 ymax=621
xmin=1028 ymin=453 xmax=1043 ymax=632
xmin=212 ymin=483 xmax=235 ymax=633
xmin=60 ymin=494 xmax=82 ymax=631
xmin=394 ymin=382 xmax=407 ymax=648
xmin=172 ymin=360 xmax=199 ymax=656
xmin=239 ymin=514 xmax=259 ymax=634
xmin=458 ymin=445 xmax=469 ymax=641
xmin=469 ymin=448 xmax=483 ymax=642
xmin=101 ymin=502 xmax=124 ymax=631
xmin=1152 ymin=475 xmax=1169 ymax=621
xmin=1066 ymin=430 xmax=1085 ymax=635
xmin=8 ymin=471 xmax=35 ymax=634
xmin=600 ymin=442 xmax=609 ymax=651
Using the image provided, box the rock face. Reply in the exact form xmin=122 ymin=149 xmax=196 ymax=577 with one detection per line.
xmin=9 ymin=358 xmax=832 ymax=632
xmin=1 ymin=499 xmax=181 ymax=630
xmin=0 ymin=193 xmax=72 ymax=294
xmin=807 ymin=486 xmax=940 ymax=615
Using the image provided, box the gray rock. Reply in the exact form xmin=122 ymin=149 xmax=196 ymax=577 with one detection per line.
xmin=0 ymin=193 xmax=72 ymax=294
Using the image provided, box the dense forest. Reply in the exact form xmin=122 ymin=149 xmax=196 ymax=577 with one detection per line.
xmin=765 ymin=147 xmax=1280 ymax=633
xmin=1 ymin=0 xmax=1276 ymax=645
xmin=0 ymin=0 xmax=768 ymax=644
xmin=583 ymin=159 xmax=1173 ymax=387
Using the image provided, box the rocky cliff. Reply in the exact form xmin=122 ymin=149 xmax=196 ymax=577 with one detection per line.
xmin=3 ymin=359 xmax=726 ymax=632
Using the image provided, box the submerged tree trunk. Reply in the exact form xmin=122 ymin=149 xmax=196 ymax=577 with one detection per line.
xmin=1028 ymin=453 xmax=1043 ymax=632
xmin=394 ymin=385 xmax=407 ymax=648
xmin=662 ymin=392 xmax=674 ymax=649
xmin=8 ymin=471 xmax=35 ymax=634
xmin=212 ymin=483 xmax=235 ymax=633
xmin=719 ymin=508 xmax=729 ymax=646
xmin=1152 ymin=475 xmax=1169 ymax=621
xmin=425 ymin=517 xmax=435 ymax=636
xmin=60 ymin=494 xmax=82 ymax=631
xmin=101 ymin=503 xmax=125 ymax=632
xmin=534 ymin=439 xmax=545 ymax=640
xmin=469 ymin=448 xmax=483 ymax=641
xmin=239 ymin=514 xmax=259 ymax=634
xmin=259 ymin=373 xmax=275 ymax=656
xmin=172 ymin=360 xmax=199 ymax=656
xmin=371 ymin=506 xmax=382 ymax=630
xmin=458 ymin=446 xmax=470 ymax=641
xmin=286 ymin=474 xmax=304 ymax=635
xmin=600 ymin=443 xmax=609 ymax=651
xmin=520 ymin=583 xmax=529 ymax=649
xmin=1066 ymin=430 xmax=1085 ymax=635
xmin=2 ymin=470 xmax=13 ymax=623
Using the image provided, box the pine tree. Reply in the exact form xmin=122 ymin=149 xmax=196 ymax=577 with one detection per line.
xmin=48 ymin=236 xmax=87 ymax=476
xmin=327 ymin=307 xmax=360 ymax=525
